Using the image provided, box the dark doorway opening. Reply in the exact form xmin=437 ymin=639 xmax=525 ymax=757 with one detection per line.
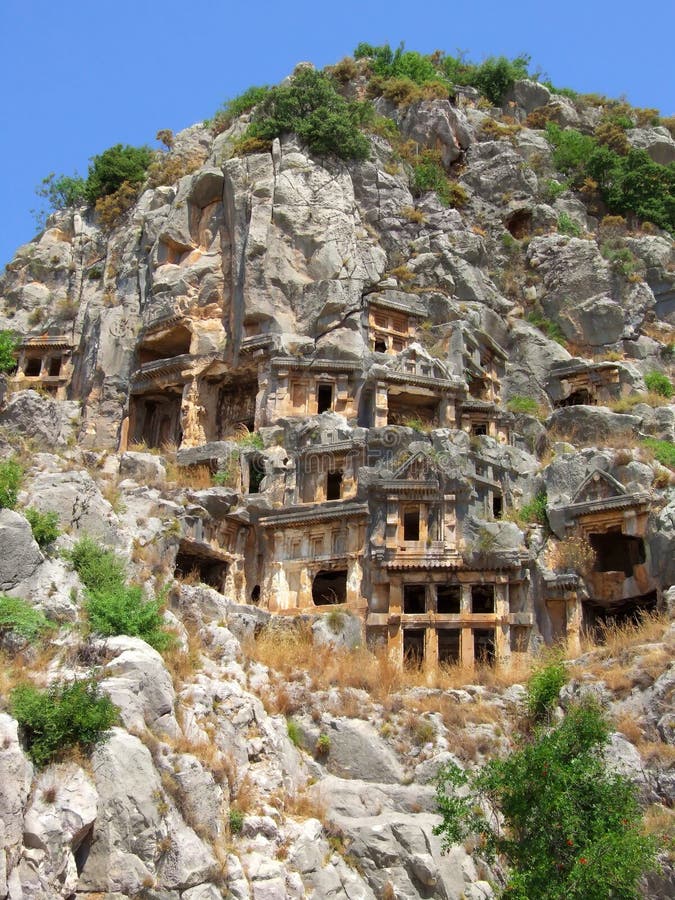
xmin=174 ymin=550 xmax=228 ymax=592
xmin=250 ymin=585 xmax=261 ymax=605
xmin=25 ymin=358 xmax=41 ymax=376
xmin=589 ymin=532 xmax=645 ymax=577
xmin=312 ymin=569 xmax=347 ymax=605
xmin=472 ymin=584 xmax=495 ymax=613
xmin=559 ymin=388 xmax=593 ymax=407
xmin=403 ymin=507 xmax=420 ymax=541
xmin=474 ymin=628 xmax=495 ymax=664
xmin=492 ymin=495 xmax=503 ymax=519
xmin=48 ymin=357 xmax=62 ymax=376
xmin=403 ymin=584 xmax=426 ymax=614
xmin=472 ymin=424 xmax=488 ymax=437
xmin=437 ymin=584 xmax=461 ymax=614
xmin=438 ymin=629 xmax=460 ymax=664
xmin=326 ymin=470 xmax=343 ymax=500
xmin=317 ymin=384 xmax=333 ymax=414
xmin=248 ymin=455 xmax=265 ymax=494
xmin=403 ymin=629 xmax=425 ymax=667
xmin=374 ymin=339 xmax=387 ymax=353
xmin=505 ymin=209 xmax=532 ymax=239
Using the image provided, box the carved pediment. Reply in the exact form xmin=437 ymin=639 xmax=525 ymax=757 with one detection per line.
xmin=571 ymin=469 xmax=626 ymax=505
xmin=387 ymin=346 xmax=450 ymax=381
xmin=392 ymin=451 xmax=439 ymax=482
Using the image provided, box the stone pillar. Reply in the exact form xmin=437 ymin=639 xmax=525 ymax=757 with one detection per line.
xmin=389 ymin=582 xmax=403 ymax=615
xmin=425 ymin=626 xmax=438 ymax=670
xmin=388 ymin=623 xmax=403 ymax=665
xmin=461 ymin=627 xmax=474 ymax=668
xmin=460 ymin=584 xmax=472 ymax=614
xmin=375 ymin=383 xmax=388 ymax=428
xmin=494 ymin=583 xmax=511 ymax=662
xmin=566 ymin=589 xmax=582 ymax=656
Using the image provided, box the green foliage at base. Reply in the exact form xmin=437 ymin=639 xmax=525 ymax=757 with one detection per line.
xmin=0 ymin=595 xmax=52 ymax=642
xmin=518 ymin=491 xmax=548 ymax=526
xmin=644 ymin=371 xmax=673 ymax=398
xmin=24 ymin=508 xmax=60 ymax=547
xmin=434 ymin=699 xmax=659 ymax=899
xmin=642 ymin=437 xmax=675 ymax=470
xmin=286 ymin=717 xmax=302 ymax=747
xmin=241 ymin=68 xmax=371 ymax=160
xmin=0 ymin=331 xmax=18 ymax=373
xmin=0 ymin=458 xmax=22 ymax=510
xmin=527 ymin=658 xmax=567 ymax=722
xmin=526 ymin=311 xmax=566 ymax=345
xmin=507 ymin=395 xmax=539 ymax=415
xmin=11 ymin=678 xmax=117 ymax=766
xmin=68 ymin=536 xmax=172 ymax=651
xmin=411 ymin=150 xmax=467 ymax=207
xmin=228 ymin=808 xmax=244 ymax=834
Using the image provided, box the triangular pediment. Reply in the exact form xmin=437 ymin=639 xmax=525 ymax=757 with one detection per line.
xmin=387 ymin=346 xmax=450 ymax=380
xmin=571 ymin=469 xmax=626 ymax=505
xmin=392 ymin=450 xmax=439 ymax=482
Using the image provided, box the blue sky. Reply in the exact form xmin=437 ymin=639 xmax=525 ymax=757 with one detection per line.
xmin=1 ymin=0 xmax=673 ymax=269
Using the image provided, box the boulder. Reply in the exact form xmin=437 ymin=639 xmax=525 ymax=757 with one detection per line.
xmin=119 ymin=451 xmax=167 ymax=484
xmin=23 ymin=470 xmax=121 ymax=544
xmin=0 ymin=391 xmax=79 ymax=447
xmin=0 ymin=509 xmax=43 ymax=591
xmin=627 ymin=126 xmax=675 ymax=166
xmin=504 ymin=79 xmax=552 ymax=115
xmin=0 ymin=714 xmax=33 ymax=854
xmin=399 ymin=99 xmax=473 ymax=167
xmin=100 ymin=636 xmax=178 ymax=736
xmin=546 ymin=406 xmax=642 ymax=446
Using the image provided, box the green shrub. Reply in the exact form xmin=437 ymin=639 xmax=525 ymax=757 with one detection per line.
xmin=24 ymin=508 xmax=60 ymax=548
xmin=507 ymin=395 xmax=539 ymax=415
xmin=434 ymin=699 xmax=658 ymax=899
xmin=244 ymin=68 xmax=370 ymax=160
xmin=557 ymin=211 xmax=582 ymax=237
xmin=35 ymin=173 xmax=87 ymax=220
xmin=68 ymin=536 xmax=171 ymax=651
xmin=0 ymin=331 xmax=18 ymax=373
xmin=410 ymin=150 xmax=462 ymax=206
xmin=84 ymin=144 xmax=153 ymax=203
xmin=545 ymin=122 xmax=598 ymax=184
xmin=0 ymin=458 xmax=22 ymax=510
xmin=210 ymin=85 xmax=270 ymax=134
xmin=518 ymin=491 xmax=548 ymax=526
xmin=527 ymin=658 xmax=567 ymax=722
xmin=316 ymin=733 xmax=331 ymax=756
xmin=642 ymin=437 xmax=675 ymax=470
xmin=526 ymin=311 xmax=566 ymax=345
xmin=286 ymin=717 xmax=302 ymax=747
xmin=644 ymin=371 xmax=673 ymax=398
xmin=0 ymin=595 xmax=52 ymax=642
xmin=11 ymin=678 xmax=117 ymax=766
xmin=228 ymin=808 xmax=244 ymax=834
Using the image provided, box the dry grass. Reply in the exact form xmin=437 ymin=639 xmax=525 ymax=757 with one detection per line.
xmin=635 ymin=741 xmax=675 ymax=766
xmin=285 ymin=785 xmax=327 ymax=822
xmin=613 ymin=711 xmax=645 ymax=745
xmin=643 ymin=804 xmax=675 ymax=840
xmin=164 ymin=463 xmax=213 ymax=489
xmin=246 ymin=623 xmax=531 ymax=703
xmin=608 ymin=391 xmax=672 ymax=413
xmin=163 ymin=626 xmax=203 ymax=687
xmin=580 ymin=612 xmax=671 ymax=660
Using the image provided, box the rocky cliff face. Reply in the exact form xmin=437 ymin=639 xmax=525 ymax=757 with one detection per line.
xmin=0 ymin=63 xmax=674 ymax=898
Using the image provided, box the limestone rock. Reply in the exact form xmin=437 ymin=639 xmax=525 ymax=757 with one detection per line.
xmin=0 ymin=391 xmax=79 ymax=447
xmin=627 ymin=126 xmax=675 ymax=165
xmin=119 ymin=451 xmax=167 ymax=484
xmin=399 ymin=100 xmax=473 ymax=167
xmin=0 ymin=509 xmax=43 ymax=591
xmin=24 ymin=470 xmax=121 ymax=544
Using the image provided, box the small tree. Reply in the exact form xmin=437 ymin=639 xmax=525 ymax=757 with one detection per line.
xmin=84 ymin=143 xmax=153 ymax=203
xmin=11 ymin=678 xmax=117 ymax=766
xmin=434 ymin=698 xmax=658 ymax=899
xmin=0 ymin=330 xmax=18 ymax=373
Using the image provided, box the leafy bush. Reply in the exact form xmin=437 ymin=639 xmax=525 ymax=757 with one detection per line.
xmin=68 ymin=536 xmax=171 ymax=651
xmin=527 ymin=658 xmax=567 ymax=722
xmin=644 ymin=371 xmax=673 ymax=398
xmin=94 ymin=181 xmax=142 ymax=230
xmin=286 ymin=717 xmax=302 ymax=747
xmin=410 ymin=150 xmax=466 ymax=207
xmin=228 ymin=808 xmax=244 ymax=834
xmin=642 ymin=437 xmax=675 ymax=470
xmin=0 ymin=330 xmax=18 ymax=373
xmin=526 ymin=311 xmax=566 ymax=345
xmin=34 ymin=173 xmax=87 ymax=224
xmin=547 ymin=123 xmax=675 ymax=233
xmin=24 ymin=508 xmax=60 ymax=547
xmin=0 ymin=595 xmax=51 ymax=642
xmin=0 ymin=458 xmax=22 ymax=509
xmin=557 ymin=211 xmax=582 ymax=237
xmin=210 ymin=85 xmax=270 ymax=134
xmin=507 ymin=395 xmax=539 ymax=415
xmin=434 ymin=699 xmax=658 ymax=899
xmin=11 ymin=678 xmax=117 ymax=766
xmin=243 ymin=68 xmax=371 ymax=160
xmin=518 ymin=491 xmax=548 ymax=526
xmin=316 ymin=733 xmax=331 ymax=756
xmin=84 ymin=144 xmax=153 ymax=203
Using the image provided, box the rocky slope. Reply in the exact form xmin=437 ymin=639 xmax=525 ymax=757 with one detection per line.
xmin=0 ymin=53 xmax=674 ymax=898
